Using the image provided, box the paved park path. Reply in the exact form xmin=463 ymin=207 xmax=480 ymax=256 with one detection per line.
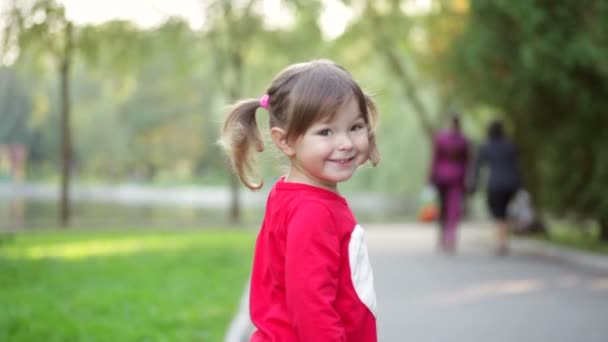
xmin=227 ymin=222 xmax=608 ymax=342
xmin=369 ymin=222 xmax=608 ymax=342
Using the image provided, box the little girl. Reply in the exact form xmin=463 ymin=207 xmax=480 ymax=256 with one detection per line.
xmin=220 ymin=59 xmax=380 ymax=341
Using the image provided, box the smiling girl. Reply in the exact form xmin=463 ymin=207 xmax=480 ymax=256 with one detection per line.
xmin=220 ymin=60 xmax=380 ymax=342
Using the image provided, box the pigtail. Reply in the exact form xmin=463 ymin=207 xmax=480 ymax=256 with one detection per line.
xmin=365 ymin=94 xmax=381 ymax=166
xmin=219 ymin=99 xmax=266 ymax=190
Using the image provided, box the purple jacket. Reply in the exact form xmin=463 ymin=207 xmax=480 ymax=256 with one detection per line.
xmin=429 ymin=129 xmax=470 ymax=187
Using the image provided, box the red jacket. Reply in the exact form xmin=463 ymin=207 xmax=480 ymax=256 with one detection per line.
xmin=250 ymin=179 xmax=377 ymax=341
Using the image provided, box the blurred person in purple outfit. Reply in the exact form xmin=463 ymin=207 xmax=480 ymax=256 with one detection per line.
xmin=429 ymin=115 xmax=471 ymax=254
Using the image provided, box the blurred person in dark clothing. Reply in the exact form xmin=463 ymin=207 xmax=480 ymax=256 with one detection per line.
xmin=429 ymin=115 xmax=471 ymax=254
xmin=470 ymin=119 xmax=522 ymax=256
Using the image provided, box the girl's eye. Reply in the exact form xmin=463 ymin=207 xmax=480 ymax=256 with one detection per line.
xmin=351 ymin=123 xmax=365 ymax=131
xmin=318 ymin=129 xmax=332 ymax=136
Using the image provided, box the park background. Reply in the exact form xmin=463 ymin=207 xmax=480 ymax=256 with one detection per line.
xmin=1 ymin=0 xmax=607 ymax=341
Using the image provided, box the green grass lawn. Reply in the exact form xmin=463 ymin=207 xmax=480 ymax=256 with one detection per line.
xmin=531 ymin=222 xmax=608 ymax=255
xmin=0 ymin=228 xmax=256 ymax=342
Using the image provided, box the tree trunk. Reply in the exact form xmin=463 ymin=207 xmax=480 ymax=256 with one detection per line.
xmin=381 ymin=47 xmax=435 ymax=139
xmin=59 ymin=22 xmax=73 ymax=227
xmin=367 ymin=4 xmax=436 ymax=140
xmin=229 ymin=173 xmax=241 ymax=224
xmin=227 ymin=48 xmax=243 ymax=224
xmin=599 ymin=218 xmax=608 ymax=242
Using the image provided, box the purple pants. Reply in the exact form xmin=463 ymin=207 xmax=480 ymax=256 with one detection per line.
xmin=436 ymin=184 xmax=464 ymax=248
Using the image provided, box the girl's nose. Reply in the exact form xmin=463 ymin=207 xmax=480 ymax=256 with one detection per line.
xmin=337 ymin=133 xmax=354 ymax=150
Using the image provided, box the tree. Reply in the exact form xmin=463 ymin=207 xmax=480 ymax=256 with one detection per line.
xmin=447 ymin=0 xmax=608 ymax=240
xmin=333 ymin=0 xmax=469 ymax=139
xmin=0 ymin=66 xmax=31 ymax=183
xmin=3 ymin=0 xmax=144 ymax=226
xmin=0 ymin=66 xmax=31 ymax=145
xmin=3 ymin=0 xmax=75 ymax=225
xmin=202 ymin=0 xmax=260 ymax=223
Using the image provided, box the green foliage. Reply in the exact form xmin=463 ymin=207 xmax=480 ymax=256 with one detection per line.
xmin=533 ymin=222 xmax=608 ymax=255
xmin=0 ymin=66 xmax=31 ymax=143
xmin=447 ymin=0 xmax=608 ymax=229
xmin=8 ymin=0 xmax=70 ymax=67
xmin=3 ymin=0 xmax=465 ymax=198
xmin=0 ymin=228 xmax=255 ymax=341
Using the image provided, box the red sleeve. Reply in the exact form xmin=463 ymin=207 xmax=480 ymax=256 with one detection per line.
xmin=284 ymin=201 xmax=346 ymax=341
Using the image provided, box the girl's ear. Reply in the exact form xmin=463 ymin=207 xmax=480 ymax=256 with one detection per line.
xmin=270 ymin=127 xmax=295 ymax=157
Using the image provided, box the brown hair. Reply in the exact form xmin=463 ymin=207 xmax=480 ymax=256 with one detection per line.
xmin=219 ymin=59 xmax=380 ymax=190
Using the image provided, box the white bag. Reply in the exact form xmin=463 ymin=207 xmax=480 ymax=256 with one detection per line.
xmin=507 ymin=189 xmax=535 ymax=232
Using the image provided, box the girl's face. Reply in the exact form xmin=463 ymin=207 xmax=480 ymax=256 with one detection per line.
xmin=285 ymin=96 xmax=370 ymax=192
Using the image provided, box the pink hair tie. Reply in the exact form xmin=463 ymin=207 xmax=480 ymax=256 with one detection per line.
xmin=259 ymin=94 xmax=270 ymax=110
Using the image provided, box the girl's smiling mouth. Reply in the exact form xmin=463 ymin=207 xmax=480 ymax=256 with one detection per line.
xmin=330 ymin=156 xmax=356 ymax=165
